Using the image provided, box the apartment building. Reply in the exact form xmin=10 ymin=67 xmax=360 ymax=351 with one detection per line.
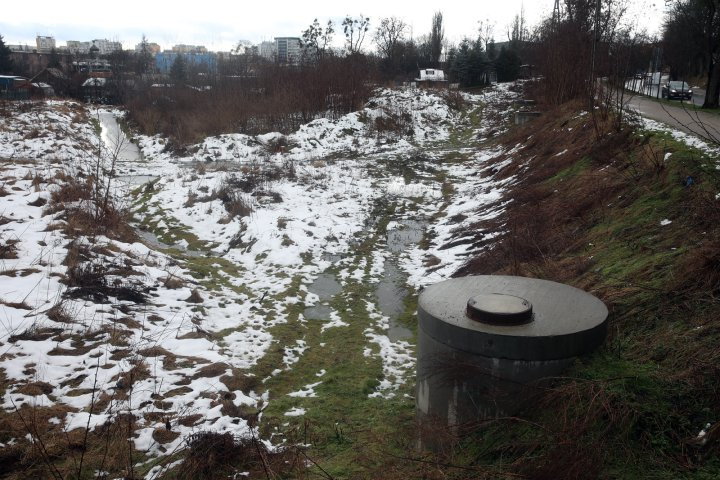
xmin=274 ymin=37 xmax=301 ymax=65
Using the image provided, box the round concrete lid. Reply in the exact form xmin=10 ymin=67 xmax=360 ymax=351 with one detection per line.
xmin=466 ymin=294 xmax=533 ymax=325
xmin=418 ymin=276 xmax=608 ymax=360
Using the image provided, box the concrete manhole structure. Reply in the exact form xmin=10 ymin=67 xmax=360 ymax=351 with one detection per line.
xmin=416 ymin=275 xmax=608 ymax=449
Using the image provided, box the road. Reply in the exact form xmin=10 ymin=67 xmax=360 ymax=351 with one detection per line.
xmin=623 ymin=90 xmax=720 ymax=144
xmin=625 ymin=76 xmax=705 ymax=107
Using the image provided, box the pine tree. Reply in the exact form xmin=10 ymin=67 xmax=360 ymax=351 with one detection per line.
xmin=0 ymin=35 xmax=13 ymax=75
xmin=135 ymin=35 xmax=153 ymax=75
xmin=450 ymin=40 xmax=471 ymax=86
xmin=495 ymin=46 xmax=521 ymax=82
xmin=169 ymin=54 xmax=187 ymax=84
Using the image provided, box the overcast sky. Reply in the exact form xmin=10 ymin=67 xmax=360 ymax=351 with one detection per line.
xmin=1 ymin=0 xmax=666 ymax=52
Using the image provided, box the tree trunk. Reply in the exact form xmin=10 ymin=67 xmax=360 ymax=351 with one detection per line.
xmin=703 ymin=59 xmax=720 ymax=109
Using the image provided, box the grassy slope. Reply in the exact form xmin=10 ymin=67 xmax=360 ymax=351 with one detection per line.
xmin=452 ymin=101 xmax=720 ymax=479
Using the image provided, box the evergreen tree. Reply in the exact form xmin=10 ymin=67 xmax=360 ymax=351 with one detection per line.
xmin=449 ymin=40 xmax=471 ymax=86
xmin=495 ymin=46 xmax=521 ymax=82
xmin=169 ymin=54 xmax=187 ymax=84
xmin=0 ymin=35 xmax=13 ymax=75
xmin=135 ymin=35 xmax=153 ymax=75
xmin=467 ymin=39 xmax=487 ymax=85
xmin=429 ymin=12 xmax=444 ymax=67
xmin=449 ymin=38 xmax=489 ymax=87
xmin=486 ymin=41 xmax=497 ymax=62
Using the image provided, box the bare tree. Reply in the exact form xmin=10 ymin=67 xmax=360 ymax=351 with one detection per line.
xmin=301 ymin=18 xmax=335 ymax=61
xmin=478 ymin=19 xmax=496 ymax=53
xmin=374 ymin=17 xmax=407 ymax=59
xmin=430 ymin=12 xmax=444 ymax=67
xmin=342 ymin=15 xmax=371 ymax=55
xmin=534 ymin=0 xmax=629 ymax=105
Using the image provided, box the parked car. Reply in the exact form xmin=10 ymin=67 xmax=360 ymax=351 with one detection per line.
xmin=661 ymin=81 xmax=693 ymax=100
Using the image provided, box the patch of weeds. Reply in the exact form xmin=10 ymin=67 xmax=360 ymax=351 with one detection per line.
xmin=0 ymin=238 xmax=19 ymax=259
xmin=548 ymin=156 xmax=592 ymax=182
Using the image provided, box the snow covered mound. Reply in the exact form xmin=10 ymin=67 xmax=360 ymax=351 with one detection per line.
xmin=0 ymin=101 xmax=98 ymax=162
xmin=133 ymin=87 xmax=467 ymax=166
xmin=0 ymin=162 xmax=264 ymax=462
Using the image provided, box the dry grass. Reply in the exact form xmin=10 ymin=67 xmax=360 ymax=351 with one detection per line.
xmin=0 ymin=238 xmax=20 ymax=259
xmin=199 ymin=177 xmax=255 ymax=219
xmin=161 ymin=275 xmax=185 ymax=289
xmin=126 ymin=56 xmax=375 ymax=147
xmin=457 ymin=101 xmax=629 ymax=279
xmin=173 ymin=431 xmax=295 ymax=480
xmin=447 ymin=97 xmax=720 ymax=478
xmin=0 ymin=299 xmax=32 ymax=310
xmin=47 ymin=176 xmax=136 ymax=243
xmin=0 ymin=401 xmax=142 ymax=480
xmin=184 ymin=288 xmax=204 ymax=304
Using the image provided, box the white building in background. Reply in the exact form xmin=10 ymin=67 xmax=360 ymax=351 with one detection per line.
xmin=172 ymin=44 xmax=208 ymax=54
xmin=66 ymin=39 xmax=121 ymax=55
xmin=8 ymin=44 xmax=34 ymax=52
xmin=92 ymin=39 xmax=122 ymax=55
xmin=274 ymin=37 xmax=301 ymax=64
xmin=275 ymin=37 xmax=301 ymax=65
xmin=259 ymin=41 xmax=276 ymax=61
xmin=66 ymin=41 xmax=93 ymax=54
xmin=417 ymin=69 xmax=447 ymax=82
xmin=134 ymin=42 xmax=161 ymax=54
xmin=36 ymin=36 xmax=56 ymax=53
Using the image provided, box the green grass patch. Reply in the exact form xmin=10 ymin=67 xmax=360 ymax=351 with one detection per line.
xmin=548 ymin=156 xmax=592 ymax=182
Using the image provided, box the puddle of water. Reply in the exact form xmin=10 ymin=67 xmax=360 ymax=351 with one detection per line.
xmin=303 ymin=305 xmax=334 ymax=321
xmin=134 ymin=229 xmax=207 ymax=258
xmin=135 ymin=229 xmax=171 ymax=249
xmin=376 ymin=261 xmax=412 ymax=341
xmin=321 ymin=253 xmax=344 ymax=263
xmin=179 ymin=160 xmax=241 ymax=171
xmin=375 ymin=218 xmax=428 ymax=341
xmin=307 ymin=273 xmax=341 ymax=302
xmin=302 ymin=272 xmax=342 ymax=321
xmin=387 ymin=219 xmax=425 ymax=253
xmin=116 ymin=175 xmax=159 ymax=186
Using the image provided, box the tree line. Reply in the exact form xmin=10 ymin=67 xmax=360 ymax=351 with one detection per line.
xmin=663 ymin=0 xmax=720 ymax=108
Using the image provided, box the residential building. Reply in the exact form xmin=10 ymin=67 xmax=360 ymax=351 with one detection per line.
xmin=274 ymin=37 xmax=301 ymax=65
xmin=259 ymin=41 xmax=275 ymax=61
xmin=135 ymin=42 xmax=161 ymax=54
xmin=92 ymin=39 xmax=122 ymax=55
xmin=0 ymin=75 xmax=31 ymax=100
xmin=36 ymin=36 xmax=56 ymax=53
xmin=172 ymin=44 xmax=208 ymax=54
xmin=66 ymin=41 xmax=93 ymax=54
xmin=30 ymin=67 xmax=70 ymax=95
xmin=9 ymin=51 xmax=72 ymax=77
xmin=66 ymin=40 xmax=120 ymax=55
xmin=155 ymin=52 xmax=216 ymax=74
xmin=8 ymin=44 xmax=34 ymax=53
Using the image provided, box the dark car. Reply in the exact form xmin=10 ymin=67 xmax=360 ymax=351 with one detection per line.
xmin=661 ymin=81 xmax=693 ymax=100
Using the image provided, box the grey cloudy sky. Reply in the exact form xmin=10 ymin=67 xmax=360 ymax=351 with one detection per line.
xmin=1 ymin=0 xmax=665 ymax=51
